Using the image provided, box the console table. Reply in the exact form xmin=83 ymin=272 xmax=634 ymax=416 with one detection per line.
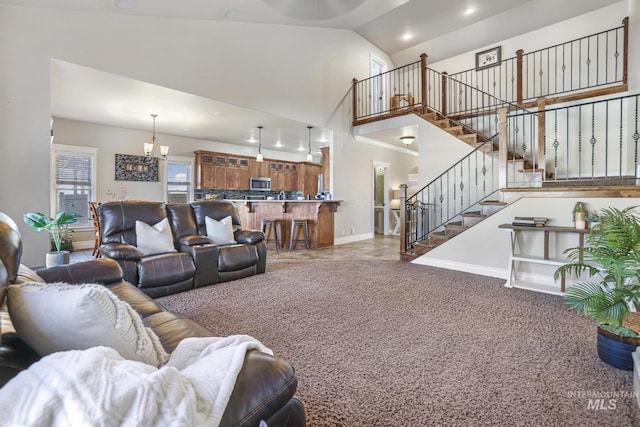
xmin=498 ymin=224 xmax=591 ymax=294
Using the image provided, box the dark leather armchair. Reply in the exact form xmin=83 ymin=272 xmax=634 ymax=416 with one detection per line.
xmin=98 ymin=201 xmax=196 ymax=298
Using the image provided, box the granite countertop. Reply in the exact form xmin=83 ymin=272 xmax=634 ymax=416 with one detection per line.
xmin=230 ymin=199 xmax=341 ymax=203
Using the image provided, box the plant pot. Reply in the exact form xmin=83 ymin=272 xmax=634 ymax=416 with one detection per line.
xmin=597 ymin=326 xmax=640 ymax=371
xmin=45 ymin=251 xmax=70 ymax=268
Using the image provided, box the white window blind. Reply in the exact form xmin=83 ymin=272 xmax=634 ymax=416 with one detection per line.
xmin=52 ymin=146 xmax=96 ymax=226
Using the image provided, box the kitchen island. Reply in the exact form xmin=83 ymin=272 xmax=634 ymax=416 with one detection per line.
xmin=231 ymin=200 xmax=341 ymax=249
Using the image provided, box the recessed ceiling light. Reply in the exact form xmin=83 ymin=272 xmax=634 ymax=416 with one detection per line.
xmin=464 ymin=7 xmax=476 ymax=16
xmin=225 ymin=9 xmax=240 ymax=18
xmin=298 ymin=146 xmax=306 ymax=151
xmin=213 ymin=112 xmax=226 ymax=117
xmin=274 ymin=141 xmax=283 ymax=148
xmin=115 ymin=0 xmax=137 ymax=9
xmin=401 ymin=33 xmax=413 ymax=41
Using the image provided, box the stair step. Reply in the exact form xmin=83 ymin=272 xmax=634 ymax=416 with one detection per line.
xmin=434 ymin=118 xmax=453 ymax=128
xmin=428 ymin=231 xmax=449 ymax=246
xmin=518 ymin=168 xmax=545 ymax=173
xmin=421 ymin=112 xmax=440 ymax=121
xmin=460 ymin=134 xmax=479 ymax=144
xmin=414 ymin=241 xmax=434 ymax=256
xmin=461 ymin=210 xmax=483 ymax=217
xmin=479 ymin=200 xmax=507 ymax=206
xmin=445 ymin=126 xmax=464 ymax=136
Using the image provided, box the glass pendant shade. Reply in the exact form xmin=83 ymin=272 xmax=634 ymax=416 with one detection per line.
xmin=256 ymin=126 xmax=264 ymax=162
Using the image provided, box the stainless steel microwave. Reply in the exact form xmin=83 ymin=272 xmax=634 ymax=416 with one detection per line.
xmin=250 ymin=176 xmax=271 ymax=191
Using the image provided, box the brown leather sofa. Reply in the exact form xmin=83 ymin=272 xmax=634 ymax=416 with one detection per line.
xmin=0 ymin=212 xmax=306 ymax=426
xmin=98 ymin=200 xmax=267 ymax=298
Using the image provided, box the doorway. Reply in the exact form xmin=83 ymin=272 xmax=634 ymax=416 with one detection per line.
xmin=372 ymin=161 xmax=390 ymax=235
xmin=370 ymin=55 xmax=387 ymax=115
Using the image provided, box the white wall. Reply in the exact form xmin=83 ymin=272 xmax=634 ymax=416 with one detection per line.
xmin=0 ymin=4 xmax=397 ymax=265
xmin=53 ymin=119 xmax=309 ymax=203
xmin=428 ymin=2 xmax=628 ymax=77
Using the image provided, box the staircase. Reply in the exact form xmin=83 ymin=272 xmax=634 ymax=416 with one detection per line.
xmin=351 ymin=20 xmax=633 ymax=259
xmin=412 ymin=200 xmax=507 ymax=256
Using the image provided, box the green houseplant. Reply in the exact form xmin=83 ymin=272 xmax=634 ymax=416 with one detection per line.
xmin=23 ymin=210 xmax=79 ymax=267
xmin=554 ymin=206 xmax=640 ymax=370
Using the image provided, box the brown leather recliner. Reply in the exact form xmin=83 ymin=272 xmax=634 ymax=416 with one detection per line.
xmin=0 ymin=211 xmax=306 ymax=426
xmin=98 ymin=200 xmax=266 ymax=298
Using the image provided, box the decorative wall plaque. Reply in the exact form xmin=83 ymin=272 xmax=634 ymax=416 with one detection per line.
xmin=115 ymin=154 xmax=158 ymax=182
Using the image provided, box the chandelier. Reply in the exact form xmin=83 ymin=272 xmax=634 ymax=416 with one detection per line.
xmin=143 ymin=114 xmax=169 ymax=159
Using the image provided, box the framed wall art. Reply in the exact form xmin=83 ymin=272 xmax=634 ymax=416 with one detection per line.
xmin=475 ymin=46 xmax=501 ymax=71
xmin=115 ymin=154 xmax=159 ymax=182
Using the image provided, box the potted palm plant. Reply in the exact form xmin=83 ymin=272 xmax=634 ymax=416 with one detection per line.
xmin=23 ymin=210 xmax=79 ymax=267
xmin=554 ymin=206 xmax=640 ymax=370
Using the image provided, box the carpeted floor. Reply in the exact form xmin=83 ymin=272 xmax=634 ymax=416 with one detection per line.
xmin=157 ymin=260 xmax=640 ymax=426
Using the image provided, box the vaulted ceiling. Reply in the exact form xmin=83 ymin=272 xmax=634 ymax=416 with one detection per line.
xmin=1 ymin=0 xmax=622 ymax=152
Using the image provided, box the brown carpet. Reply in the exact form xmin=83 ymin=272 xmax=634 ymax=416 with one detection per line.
xmin=157 ymin=260 xmax=640 ymax=426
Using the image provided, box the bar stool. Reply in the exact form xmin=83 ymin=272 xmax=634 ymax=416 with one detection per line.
xmin=289 ymin=219 xmax=310 ymax=251
xmin=261 ymin=219 xmax=281 ymax=252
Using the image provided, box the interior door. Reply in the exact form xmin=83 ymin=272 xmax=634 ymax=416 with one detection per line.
xmin=373 ymin=161 xmax=389 ymax=235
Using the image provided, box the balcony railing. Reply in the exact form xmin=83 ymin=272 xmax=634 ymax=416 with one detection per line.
xmin=447 ymin=19 xmax=628 ymax=106
xmin=352 ymin=18 xmax=628 ymax=125
xmin=500 ymin=93 xmax=640 ymax=188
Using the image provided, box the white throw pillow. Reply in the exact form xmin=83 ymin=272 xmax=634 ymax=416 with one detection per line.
xmin=7 ymin=282 xmax=169 ymax=367
xmin=135 ymin=218 xmax=176 ymax=255
xmin=205 ymin=215 xmax=237 ymax=245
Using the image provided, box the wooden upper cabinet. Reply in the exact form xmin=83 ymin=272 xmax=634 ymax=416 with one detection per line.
xmin=195 ymin=150 xmax=318 ymax=193
xmin=195 ymin=151 xmax=215 ymax=189
xmin=270 ymin=162 xmax=285 ymax=191
xmin=320 ymin=147 xmax=330 ymax=190
xmin=298 ymin=163 xmax=322 ymax=196
xmin=214 ymin=155 xmax=227 ymax=190
xmin=238 ymin=158 xmax=250 ymax=190
xmin=226 ymin=157 xmax=239 ymax=190
xmin=249 ymin=159 xmax=269 ymax=178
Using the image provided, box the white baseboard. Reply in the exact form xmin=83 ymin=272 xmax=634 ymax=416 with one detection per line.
xmin=334 ymin=233 xmax=374 ymax=245
xmin=411 ymin=257 xmax=507 ymax=280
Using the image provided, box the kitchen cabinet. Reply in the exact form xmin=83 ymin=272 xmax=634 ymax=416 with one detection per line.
xmin=284 ymin=163 xmax=298 ymax=192
xmin=238 ymin=158 xmax=250 ymax=190
xmin=214 ymin=155 xmax=227 ymax=189
xmin=194 ymin=151 xmax=215 ymax=189
xmin=249 ymin=159 xmax=269 ymax=178
xmin=270 ymin=162 xmax=285 ymax=191
xmin=298 ymin=162 xmax=322 ymax=196
xmin=226 ymin=157 xmax=239 ymax=190
xmin=320 ymin=147 xmax=330 ymax=190
xmin=194 ymin=151 xmax=323 ymax=193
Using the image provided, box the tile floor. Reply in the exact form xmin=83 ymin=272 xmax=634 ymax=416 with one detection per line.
xmin=71 ymin=234 xmax=401 ymax=263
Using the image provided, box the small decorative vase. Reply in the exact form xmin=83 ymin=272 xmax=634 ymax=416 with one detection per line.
xmin=45 ymin=251 xmax=70 ymax=268
xmin=574 ymin=211 xmax=586 ymax=229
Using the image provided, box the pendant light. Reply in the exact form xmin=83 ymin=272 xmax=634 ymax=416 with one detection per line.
xmin=143 ymin=114 xmax=169 ymax=159
xmin=256 ymin=126 xmax=264 ymax=162
xmin=306 ymin=126 xmax=313 ymax=162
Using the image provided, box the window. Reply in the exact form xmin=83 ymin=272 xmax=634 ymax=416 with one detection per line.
xmin=165 ymin=157 xmax=193 ymax=203
xmin=51 ymin=144 xmax=97 ymax=228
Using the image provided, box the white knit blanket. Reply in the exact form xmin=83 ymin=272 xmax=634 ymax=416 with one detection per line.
xmin=0 ymin=335 xmax=272 ymax=427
